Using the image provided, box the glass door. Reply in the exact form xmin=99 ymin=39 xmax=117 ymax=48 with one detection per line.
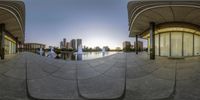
xmin=171 ymin=32 xmax=182 ymax=57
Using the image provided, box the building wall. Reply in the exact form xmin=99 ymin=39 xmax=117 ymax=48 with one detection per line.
xmin=4 ymin=35 xmax=16 ymax=54
xmin=123 ymin=41 xmax=131 ymax=49
xmin=77 ymin=39 xmax=82 ymax=49
xmin=23 ymin=43 xmax=45 ymax=53
xmin=147 ymin=32 xmax=200 ymax=57
xmin=71 ymin=39 xmax=76 ymax=50
xmin=134 ymin=41 xmax=143 ymax=51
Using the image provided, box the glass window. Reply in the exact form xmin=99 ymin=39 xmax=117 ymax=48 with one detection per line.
xmin=4 ymin=37 xmax=16 ymax=54
xmin=4 ymin=39 xmax=9 ymax=54
xmin=160 ymin=33 xmax=169 ymax=56
xmin=148 ymin=38 xmax=150 ymax=54
xmin=194 ymin=35 xmax=200 ymax=56
xmin=155 ymin=35 xmax=159 ymax=55
xmin=184 ymin=33 xmax=193 ymax=56
xmin=171 ymin=32 xmax=183 ymax=57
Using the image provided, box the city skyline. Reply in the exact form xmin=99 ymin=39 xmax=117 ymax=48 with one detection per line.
xmin=24 ymin=0 xmax=147 ymax=49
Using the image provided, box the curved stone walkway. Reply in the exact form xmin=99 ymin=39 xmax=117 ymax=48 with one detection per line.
xmin=124 ymin=53 xmax=200 ymax=100
xmin=77 ymin=53 xmax=126 ymax=99
xmin=26 ymin=52 xmax=126 ymax=100
xmin=0 ymin=53 xmax=29 ymax=100
xmin=0 ymin=52 xmax=200 ymax=100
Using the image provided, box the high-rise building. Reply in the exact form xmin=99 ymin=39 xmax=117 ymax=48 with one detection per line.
xmin=103 ymin=46 xmax=110 ymax=51
xmin=66 ymin=42 xmax=71 ymax=49
xmin=123 ymin=41 xmax=131 ymax=49
xmin=70 ymin=39 xmax=76 ymax=50
xmin=60 ymin=41 xmax=64 ymax=48
xmin=63 ymin=38 xmax=66 ymax=47
xmin=134 ymin=41 xmax=143 ymax=51
xmin=77 ymin=39 xmax=82 ymax=49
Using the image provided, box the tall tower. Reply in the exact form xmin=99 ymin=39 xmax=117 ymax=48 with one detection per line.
xmin=70 ymin=39 xmax=76 ymax=50
xmin=63 ymin=38 xmax=66 ymax=48
xmin=77 ymin=39 xmax=82 ymax=49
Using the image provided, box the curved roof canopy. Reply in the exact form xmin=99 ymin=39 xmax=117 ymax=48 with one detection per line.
xmin=0 ymin=1 xmax=25 ymax=42
xmin=128 ymin=1 xmax=200 ymax=37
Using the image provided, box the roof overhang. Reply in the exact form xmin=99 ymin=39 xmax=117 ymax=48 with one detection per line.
xmin=0 ymin=1 xmax=25 ymax=43
xmin=128 ymin=1 xmax=200 ymax=37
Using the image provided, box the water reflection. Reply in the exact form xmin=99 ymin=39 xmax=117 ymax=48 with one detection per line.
xmin=77 ymin=54 xmax=82 ymax=61
xmin=60 ymin=51 xmax=119 ymax=61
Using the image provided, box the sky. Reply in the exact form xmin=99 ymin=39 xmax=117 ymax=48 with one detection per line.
xmin=24 ymin=0 xmax=147 ymax=49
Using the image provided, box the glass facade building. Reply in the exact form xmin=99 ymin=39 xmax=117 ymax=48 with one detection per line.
xmin=144 ymin=27 xmax=200 ymax=57
xmin=4 ymin=35 xmax=16 ymax=54
xmin=128 ymin=1 xmax=200 ymax=58
xmin=0 ymin=1 xmax=25 ymax=59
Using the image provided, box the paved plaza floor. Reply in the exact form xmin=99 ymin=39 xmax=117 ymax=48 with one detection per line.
xmin=0 ymin=52 xmax=199 ymax=100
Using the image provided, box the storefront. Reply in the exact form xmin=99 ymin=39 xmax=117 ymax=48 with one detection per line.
xmin=0 ymin=1 xmax=25 ymax=59
xmin=4 ymin=35 xmax=16 ymax=54
xmin=145 ymin=26 xmax=200 ymax=57
xmin=128 ymin=1 xmax=200 ymax=59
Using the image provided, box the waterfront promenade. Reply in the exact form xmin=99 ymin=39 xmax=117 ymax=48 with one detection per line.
xmin=0 ymin=52 xmax=200 ymax=100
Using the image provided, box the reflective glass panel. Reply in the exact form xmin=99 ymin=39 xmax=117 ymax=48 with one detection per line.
xmin=183 ymin=33 xmax=193 ymax=56
xmin=155 ymin=35 xmax=159 ymax=55
xmin=171 ymin=32 xmax=182 ymax=57
xmin=194 ymin=35 xmax=200 ymax=56
xmin=160 ymin=33 xmax=169 ymax=56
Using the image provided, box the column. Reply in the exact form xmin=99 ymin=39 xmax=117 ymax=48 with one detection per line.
xmin=0 ymin=24 xmax=5 ymax=60
xmin=15 ymin=37 xmax=18 ymax=53
xmin=150 ymin=22 xmax=155 ymax=60
xmin=136 ymin=35 xmax=138 ymax=54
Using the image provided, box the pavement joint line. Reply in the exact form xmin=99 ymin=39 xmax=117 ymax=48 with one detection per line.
xmin=86 ymin=60 xmax=117 ymax=75
xmin=76 ymin=53 xmax=127 ymax=100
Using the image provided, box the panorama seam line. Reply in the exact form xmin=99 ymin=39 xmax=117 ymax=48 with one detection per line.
xmin=76 ymin=53 xmax=127 ymax=100
xmin=25 ymin=53 xmax=70 ymax=100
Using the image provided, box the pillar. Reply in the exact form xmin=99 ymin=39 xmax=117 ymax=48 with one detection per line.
xmin=150 ymin=22 xmax=155 ymax=60
xmin=0 ymin=24 xmax=5 ymax=60
xmin=136 ymin=35 xmax=138 ymax=54
xmin=15 ymin=37 xmax=18 ymax=53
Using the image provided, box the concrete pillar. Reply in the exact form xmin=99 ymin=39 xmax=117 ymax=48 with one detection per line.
xmin=16 ymin=37 xmax=18 ymax=53
xmin=0 ymin=24 xmax=5 ymax=60
xmin=136 ymin=35 xmax=138 ymax=54
xmin=150 ymin=22 xmax=155 ymax=60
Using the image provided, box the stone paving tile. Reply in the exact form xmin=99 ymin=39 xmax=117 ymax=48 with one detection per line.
xmin=26 ymin=53 xmax=81 ymax=100
xmin=125 ymin=75 xmax=174 ymax=100
xmin=28 ymin=76 xmax=80 ymax=99
xmin=125 ymin=53 xmax=175 ymax=100
xmin=1 ymin=52 xmax=200 ymax=100
xmin=77 ymin=53 xmax=126 ymax=99
xmin=27 ymin=53 xmax=126 ymax=100
xmin=78 ymin=75 xmax=125 ymax=99
xmin=0 ymin=53 xmax=31 ymax=100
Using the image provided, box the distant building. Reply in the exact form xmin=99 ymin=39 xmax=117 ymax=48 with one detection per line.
xmin=60 ymin=41 xmax=64 ymax=48
xmin=115 ymin=47 xmax=121 ymax=51
xmin=134 ymin=41 xmax=143 ymax=51
xmin=24 ymin=43 xmax=45 ymax=53
xmin=63 ymin=38 xmax=66 ymax=47
xmin=60 ymin=38 xmax=67 ymax=49
xmin=77 ymin=39 xmax=82 ymax=48
xmin=60 ymin=38 xmax=82 ymax=50
xmin=70 ymin=39 xmax=76 ymax=50
xmin=49 ymin=46 xmax=53 ymax=49
xmin=95 ymin=46 xmax=101 ymax=51
xmin=123 ymin=41 xmax=131 ymax=49
xmin=103 ymin=46 xmax=110 ymax=51
xmin=66 ymin=42 xmax=71 ymax=49
xmin=60 ymin=38 xmax=73 ymax=49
